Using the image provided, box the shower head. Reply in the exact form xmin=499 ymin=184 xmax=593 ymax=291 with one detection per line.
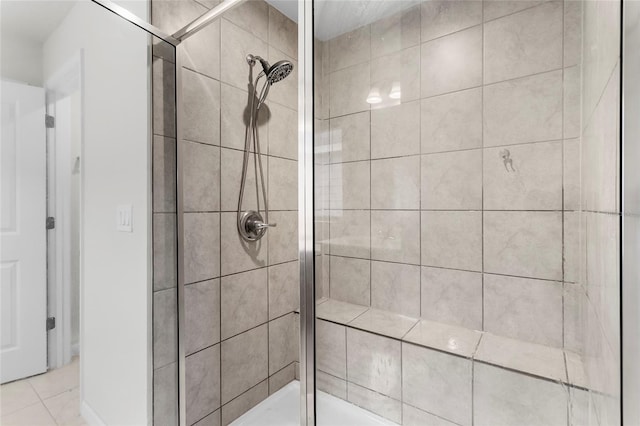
xmin=264 ymin=60 xmax=293 ymax=84
xmin=247 ymin=54 xmax=294 ymax=84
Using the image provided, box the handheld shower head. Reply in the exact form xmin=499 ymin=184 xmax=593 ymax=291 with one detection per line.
xmin=239 ymin=54 xmax=293 ymax=242
xmin=265 ymin=60 xmax=293 ymax=83
xmin=247 ymin=54 xmax=294 ymax=84
xmin=254 ymin=56 xmax=272 ymax=74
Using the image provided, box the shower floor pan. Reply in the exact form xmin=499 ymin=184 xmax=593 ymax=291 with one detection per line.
xmin=231 ymin=381 xmax=398 ymax=426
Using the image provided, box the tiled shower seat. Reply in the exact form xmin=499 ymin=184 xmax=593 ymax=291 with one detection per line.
xmin=309 ymin=298 xmax=589 ymax=426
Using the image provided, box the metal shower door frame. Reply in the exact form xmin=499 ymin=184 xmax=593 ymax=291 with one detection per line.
xmin=298 ymin=0 xmax=316 ymax=425
xmin=91 ymin=0 xmax=179 ymax=45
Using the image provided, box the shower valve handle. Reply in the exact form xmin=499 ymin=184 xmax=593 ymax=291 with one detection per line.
xmin=246 ymin=215 xmax=276 ymax=231
xmin=239 ymin=210 xmax=277 ymax=241
xmin=254 ymin=222 xmax=277 ymax=229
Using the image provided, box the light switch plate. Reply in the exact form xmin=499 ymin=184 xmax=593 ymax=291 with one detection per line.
xmin=116 ymin=205 xmax=133 ymax=232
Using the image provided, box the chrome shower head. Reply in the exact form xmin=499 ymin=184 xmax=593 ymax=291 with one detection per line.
xmin=265 ymin=60 xmax=293 ymax=84
xmin=247 ymin=54 xmax=293 ymax=84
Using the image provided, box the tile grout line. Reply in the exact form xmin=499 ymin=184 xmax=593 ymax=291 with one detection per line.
xmin=400 ymin=336 xmax=404 ymax=425
xmin=151 ymin=43 xmax=159 ymax=426
xmin=325 ymin=253 xmax=566 ymax=284
xmin=183 ymin=258 xmax=298 ymax=286
xmin=418 ymin=2 xmax=424 ymax=332
xmin=185 ymin=310 xmax=296 ymax=361
xmin=561 ymin=0 xmax=567 ymax=353
xmin=344 ymin=324 xmax=349 ymax=402
xmin=327 ymin=65 xmax=567 ymax=122
xmin=346 ymin=306 xmax=372 ymax=326
xmin=476 ymin=5 xmax=485 ymax=423
xmin=399 ymin=319 xmax=420 ymax=342
xmin=327 ymin=207 xmax=573 ymax=212
xmin=368 ymin=22 xmax=373 ymax=311
xmin=25 ymin=379 xmax=61 ymax=425
xmin=324 ymin=137 xmax=569 ymax=165
xmin=328 ymin=43 xmax=335 ymax=301
xmin=480 ymin=0 xmax=486 ymax=344
xmin=563 ymin=350 xmax=570 ymax=385
xmin=218 ymin=17 xmax=223 ymax=415
xmin=326 ymin=0 xmax=550 ymax=77
xmin=581 ymin=56 xmax=621 ymax=134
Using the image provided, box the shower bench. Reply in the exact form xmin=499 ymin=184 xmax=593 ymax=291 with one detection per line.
xmin=299 ymin=298 xmax=607 ymax=426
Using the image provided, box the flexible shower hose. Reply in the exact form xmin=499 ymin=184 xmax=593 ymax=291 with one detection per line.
xmin=237 ymin=67 xmax=271 ymax=240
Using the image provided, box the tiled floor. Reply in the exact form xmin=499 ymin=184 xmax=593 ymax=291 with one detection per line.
xmin=0 ymin=357 xmax=84 ymax=426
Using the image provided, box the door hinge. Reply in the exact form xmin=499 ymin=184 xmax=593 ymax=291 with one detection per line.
xmin=46 ymin=317 xmax=56 ymax=331
xmin=46 ymin=217 xmax=55 ymax=230
xmin=45 ymin=114 xmax=55 ymax=128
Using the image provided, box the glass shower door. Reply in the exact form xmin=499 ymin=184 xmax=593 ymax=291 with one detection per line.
xmin=312 ymin=0 xmax=622 ymax=425
xmin=313 ymin=3 xmax=425 ymax=424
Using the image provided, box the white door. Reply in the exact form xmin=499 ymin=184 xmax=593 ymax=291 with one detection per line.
xmin=1 ymin=80 xmax=47 ymax=383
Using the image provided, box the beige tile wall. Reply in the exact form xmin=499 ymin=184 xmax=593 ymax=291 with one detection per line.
xmin=148 ymin=0 xmax=621 ymax=424
xmin=316 ymin=0 xmax=584 ymax=356
xmin=152 ymin=1 xmax=300 ymax=424
xmin=316 ymin=1 xmax=625 ymax=425
xmin=316 ymin=313 xmax=576 ymax=425
xmin=580 ymin=0 xmax=622 ymax=423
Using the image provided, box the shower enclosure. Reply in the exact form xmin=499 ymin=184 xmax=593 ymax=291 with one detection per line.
xmin=2 ymin=0 xmax=632 ymax=424
xmin=144 ymin=0 xmax=632 ymax=424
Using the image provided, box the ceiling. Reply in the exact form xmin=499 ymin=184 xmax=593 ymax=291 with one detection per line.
xmin=0 ymin=0 xmax=418 ymax=46
xmin=1 ymin=1 xmax=76 ymax=44
xmin=266 ymin=0 xmax=421 ymax=41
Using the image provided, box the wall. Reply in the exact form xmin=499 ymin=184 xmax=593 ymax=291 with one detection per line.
xmin=0 ymin=34 xmax=43 ymax=86
xmin=317 ymin=0 xmax=581 ymax=350
xmin=151 ymin=1 xmax=300 ymax=424
xmin=313 ymin=2 xmax=591 ymax=424
xmin=580 ymin=0 xmax=622 ymax=423
xmin=70 ymin=90 xmax=81 ymax=353
xmin=43 ymin=1 xmax=153 ymax=424
xmin=623 ymin=2 xmax=640 ymax=424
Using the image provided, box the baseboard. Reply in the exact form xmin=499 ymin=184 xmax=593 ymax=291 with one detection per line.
xmin=81 ymin=400 xmax=106 ymax=426
xmin=71 ymin=342 xmax=80 ymax=357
